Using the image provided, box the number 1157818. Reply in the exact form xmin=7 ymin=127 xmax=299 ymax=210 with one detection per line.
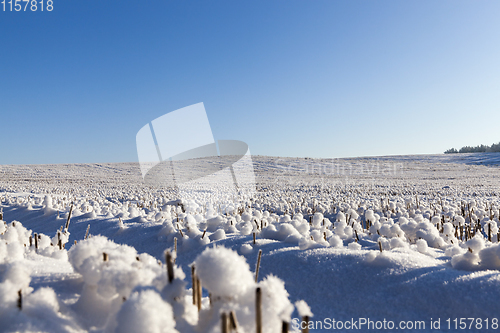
xmin=2 ymin=0 xmax=53 ymax=11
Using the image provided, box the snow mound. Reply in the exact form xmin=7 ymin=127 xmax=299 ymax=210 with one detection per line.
xmin=194 ymin=246 xmax=255 ymax=299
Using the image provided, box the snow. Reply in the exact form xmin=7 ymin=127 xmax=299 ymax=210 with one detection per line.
xmin=194 ymin=246 xmax=255 ymax=299
xmin=114 ymin=289 xmax=178 ymax=333
xmin=416 ymin=238 xmax=428 ymax=253
xmin=1 ymin=153 xmax=500 ymax=332
xmin=295 ymin=300 xmax=313 ymax=318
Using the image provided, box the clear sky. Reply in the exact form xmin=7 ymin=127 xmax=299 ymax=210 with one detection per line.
xmin=1 ymin=0 xmax=499 ymax=164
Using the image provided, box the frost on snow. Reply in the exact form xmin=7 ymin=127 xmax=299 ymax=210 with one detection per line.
xmin=1 ymin=155 xmax=500 ymax=331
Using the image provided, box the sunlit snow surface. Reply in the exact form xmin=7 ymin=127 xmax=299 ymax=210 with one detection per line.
xmin=1 ymin=153 xmax=500 ymax=332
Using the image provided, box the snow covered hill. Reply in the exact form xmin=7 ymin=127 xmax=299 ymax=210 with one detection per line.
xmin=1 ymin=154 xmax=500 ymax=332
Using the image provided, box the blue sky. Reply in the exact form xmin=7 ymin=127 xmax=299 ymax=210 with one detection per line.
xmin=1 ymin=0 xmax=499 ymax=164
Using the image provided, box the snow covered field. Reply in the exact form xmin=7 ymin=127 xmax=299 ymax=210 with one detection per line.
xmin=1 ymin=153 xmax=500 ymax=332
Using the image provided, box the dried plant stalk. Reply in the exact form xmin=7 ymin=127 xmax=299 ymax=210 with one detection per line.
xmin=85 ymin=224 xmax=90 ymax=240
xmin=221 ymin=312 xmax=229 ymax=333
xmin=17 ymin=289 xmax=22 ymax=310
xmin=256 ymin=288 xmax=262 ymax=333
xmin=282 ymin=321 xmax=289 ymax=333
xmin=65 ymin=205 xmax=74 ymax=232
xmin=255 ymin=250 xmax=262 ymax=283
xmin=166 ymin=251 xmax=174 ymax=283
xmin=191 ymin=265 xmax=197 ymax=306
xmin=302 ymin=316 xmax=310 ymax=333
xmin=229 ymin=310 xmax=239 ymax=331
xmin=196 ymin=277 xmax=202 ymax=311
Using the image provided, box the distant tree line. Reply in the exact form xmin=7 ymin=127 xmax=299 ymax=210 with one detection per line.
xmin=445 ymin=142 xmax=500 ymax=154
